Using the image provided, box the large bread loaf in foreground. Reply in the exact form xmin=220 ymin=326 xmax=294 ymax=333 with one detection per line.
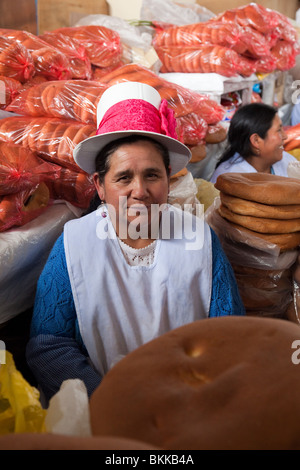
xmin=90 ymin=316 xmax=300 ymax=450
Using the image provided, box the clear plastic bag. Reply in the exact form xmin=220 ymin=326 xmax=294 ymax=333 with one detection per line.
xmin=0 ymin=36 xmax=35 ymax=83
xmin=0 ymin=142 xmax=61 ymax=196
xmin=0 ymin=29 xmax=72 ymax=80
xmin=39 ymin=32 xmax=92 ymax=80
xmin=205 ymin=197 xmax=298 ymax=318
xmin=47 ymin=168 xmax=96 ymax=209
xmin=0 ymin=76 xmax=22 ymax=110
xmin=155 ymin=44 xmax=257 ymax=77
xmin=0 ymin=116 xmax=96 ymax=171
xmin=0 ymin=182 xmax=51 ymax=232
xmin=6 ymin=79 xmax=108 ymax=124
xmin=140 ymin=0 xmax=215 ymax=26
xmin=74 ymin=13 xmax=160 ymax=71
xmin=51 ymin=25 xmax=122 ymax=69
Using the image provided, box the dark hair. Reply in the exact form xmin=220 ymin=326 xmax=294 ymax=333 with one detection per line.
xmin=84 ymin=135 xmax=171 ymax=214
xmin=216 ymin=103 xmax=277 ymax=168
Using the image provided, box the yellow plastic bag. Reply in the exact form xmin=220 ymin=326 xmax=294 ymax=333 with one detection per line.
xmin=0 ymin=351 xmax=46 ymax=434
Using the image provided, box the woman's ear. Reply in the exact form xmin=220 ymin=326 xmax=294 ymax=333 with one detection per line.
xmin=249 ymin=133 xmax=262 ymax=155
xmin=93 ymin=173 xmax=105 ymax=201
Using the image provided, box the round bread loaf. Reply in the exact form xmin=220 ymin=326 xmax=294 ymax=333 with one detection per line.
xmin=220 ymin=218 xmax=300 ymax=252
xmin=218 ymin=203 xmax=300 ymax=234
xmin=90 ymin=316 xmax=300 ymax=450
xmin=215 ymin=172 xmax=300 ymax=205
xmin=220 ymin=192 xmax=300 ymax=220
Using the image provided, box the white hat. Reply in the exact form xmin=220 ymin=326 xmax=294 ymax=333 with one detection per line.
xmin=73 ymin=81 xmax=191 ymax=176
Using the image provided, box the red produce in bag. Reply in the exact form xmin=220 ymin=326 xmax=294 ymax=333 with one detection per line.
xmin=7 ymin=79 xmax=108 ymax=124
xmin=0 ymin=116 xmax=96 ymax=172
xmin=47 ymin=167 xmax=96 ymax=208
xmin=214 ymin=4 xmax=280 ymax=34
xmin=0 ymin=29 xmax=72 ymax=80
xmin=0 ymin=142 xmax=61 ymax=196
xmin=284 ymin=124 xmax=300 ymax=152
xmin=0 ymin=36 xmax=35 ymax=83
xmin=271 ymin=40 xmax=298 ymax=71
xmin=0 ymin=75 xmax=22 ymax=109
xmin=156 ymin=44 xmax=257 ymax=77
xmin=39 ymin=31 xmax=92 ymax=80
xmin=51 ymin=25 xmax=122 ymax=68
xmin=0 ymin=182 xmax=51 ymax=232
xmin=176 ymin=113 xmax=208 ymax=146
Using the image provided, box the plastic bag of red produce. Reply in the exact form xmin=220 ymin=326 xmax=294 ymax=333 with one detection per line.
xmin=39 ymin=31 xmax=92 ymax=80
xmin=0 ymin=142 xmax=61 ymax=196
xmin=0 ymin=29 xmax=72 ymax=80
xmin=0 ymin=76 xmax=22 ymax=110
xmin=155 ymin=44 xmax=257 ymax=77
xmin=7 ymin=79 xmax=108 ymax=124
xmin=153 ymin=21 xmax=270 ymax=59
xmin=271 ymin=40 xmax=298 ymax=71
xmin=51 ymin=25 xmax=122 ymax=68
xmin=213 ymin=3 xmax=280 ymax=34
xmin=284 ymin=124 xmax=300 ymax=151
xmin=0 ymin=182 xmax=51 ymax=232
xmin=47 ymin=167 xmax=96 ymax=209
xmin=0 ymin=37 xmax=35 ymax=83
xmin=0 ymin=116 xmax=96 ymax=172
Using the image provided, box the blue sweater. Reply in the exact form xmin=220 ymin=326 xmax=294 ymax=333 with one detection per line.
xmin=27 ymin=228 xmax=245 ymax=402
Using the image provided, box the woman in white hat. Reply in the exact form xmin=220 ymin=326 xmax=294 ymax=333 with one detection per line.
xmin=26 ymin=82 xmax=245 ymax=402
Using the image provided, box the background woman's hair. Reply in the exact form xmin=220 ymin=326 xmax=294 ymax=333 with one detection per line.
xmin=84 ymin=135 xmax=171 ymax=215
xmin=215 ymin=103 xmax=277 ymax=168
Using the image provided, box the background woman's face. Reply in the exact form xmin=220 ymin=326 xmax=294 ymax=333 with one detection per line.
xmin=259 ymin=114 xmax=288 ymax=164
xmin=94 ymin=139 xmax=170 ymax=237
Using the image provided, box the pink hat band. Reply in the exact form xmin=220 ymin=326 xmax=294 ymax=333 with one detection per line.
xmin=96 ymin=98 xmax=178 ymax=140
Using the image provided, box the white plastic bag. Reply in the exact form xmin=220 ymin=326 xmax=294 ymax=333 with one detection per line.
xmin=45 ymin=379 xmax=91 ymax=437
xmin=140 ymin=0 xmax=215 ymax=25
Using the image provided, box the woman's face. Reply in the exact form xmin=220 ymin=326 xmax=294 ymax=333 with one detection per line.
xmin=258 ymin=114 xmax=288 ymax=164
xmin=93 ymin=139 xmax=170 ymax=240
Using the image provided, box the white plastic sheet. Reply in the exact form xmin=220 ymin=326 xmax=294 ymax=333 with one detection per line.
xmin=0 ymin=202 xmax=78 ymax=324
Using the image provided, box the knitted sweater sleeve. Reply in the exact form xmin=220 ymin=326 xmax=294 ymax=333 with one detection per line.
xmin=209 ymin=228 xmax=245 ymax=317
xmin=27 ymin=233 xmax=101 ymax=401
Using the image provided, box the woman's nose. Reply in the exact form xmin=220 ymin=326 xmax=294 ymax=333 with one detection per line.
xmin=131 ymin=177 xmax=148 ymax=198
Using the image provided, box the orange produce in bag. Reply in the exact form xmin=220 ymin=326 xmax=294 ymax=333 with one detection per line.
xmin=0 ymin=142 xmax=61 ymax=196
xmin=0 ymin=76 xmax=22 ymax=110
xmin=0 ymin=29 xmax=72 ymax=80
xmin=0 ymin=182 xmax=51 ymax=232
xmin=39 ymin=31 xmax=92 ymax=80
xmin=0 ymin=116 xmax=96 ymax=172
xmin=51 ymin=25 xmax=122 ymax=68
xmin=0 ymin=36 xmax=35 ymax=83
xmin=7 ymin=79 xmax=108 ymax=124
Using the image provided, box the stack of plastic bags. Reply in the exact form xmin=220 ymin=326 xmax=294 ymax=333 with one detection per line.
xmin=152 ymin=3 xmax=299 ymax=76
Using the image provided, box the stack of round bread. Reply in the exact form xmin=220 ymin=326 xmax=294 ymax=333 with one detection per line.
xmin=213 ymin=172 xmax=300 ymax=318
xmin=88 ymin=317 xmax=300 ymax=450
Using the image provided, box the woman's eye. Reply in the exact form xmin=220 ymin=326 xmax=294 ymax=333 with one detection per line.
xmin=117 ymin=175 xmax=129 ymax=182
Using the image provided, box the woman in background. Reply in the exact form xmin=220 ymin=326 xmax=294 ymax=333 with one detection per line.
xmin=210 ymin=102 xmax=296 ymax=184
